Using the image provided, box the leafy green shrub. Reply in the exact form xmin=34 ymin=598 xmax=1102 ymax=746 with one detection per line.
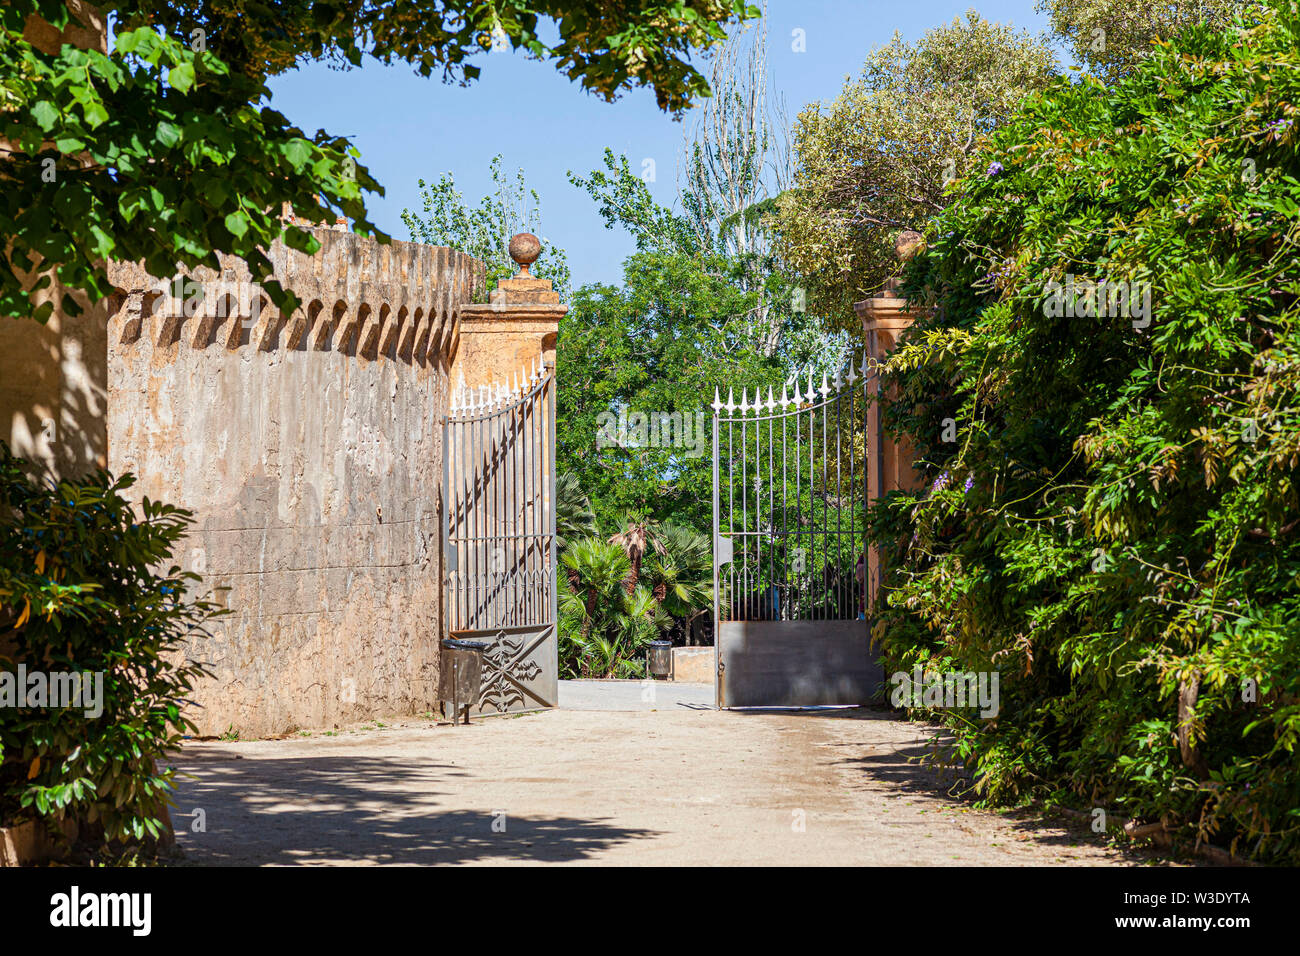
xmin=559 ymin=537 xmax=668 ymax=678
xmin=640 ymin=523 xmax=712 ymax=637
xmin=871 ymin=2 xmax=1300 ymax=861
xmin=0 ymin=446 xmax=219 ymax=847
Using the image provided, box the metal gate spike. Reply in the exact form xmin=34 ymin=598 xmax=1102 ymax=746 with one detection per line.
xmin=711 ymin=340 xmax=876 ymax=709
xmin=726 ymin=388 xmax=736 ymax=412
xmin=712 ymin=387 xmax=722 ymax=412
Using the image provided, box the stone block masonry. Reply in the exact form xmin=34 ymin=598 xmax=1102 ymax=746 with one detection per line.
xmin=104 ymin=229 xmax=482 ymax=737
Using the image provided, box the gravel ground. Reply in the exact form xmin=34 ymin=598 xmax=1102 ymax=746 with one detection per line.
xmin=167 ymin=682 xmax=1173 ymax=866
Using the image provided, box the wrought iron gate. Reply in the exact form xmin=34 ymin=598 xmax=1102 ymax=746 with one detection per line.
xmin=443 ymin=361 xmax=558 ymax=714
xmin=711 ymin=354 xmax=883 ymax=708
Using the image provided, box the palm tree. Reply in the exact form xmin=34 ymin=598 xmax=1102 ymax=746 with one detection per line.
xmin=556 ymin=472 xmax=598 ymax=550
xmin=560 ymin=537 xmax=629 ymax=643
xmin=609 ymin=517 xmax=667 ymax=595
xmin=642 ymin=524 xmax=713 ymax=643
xmin=558 ymin=536 xmax=670 ymax=678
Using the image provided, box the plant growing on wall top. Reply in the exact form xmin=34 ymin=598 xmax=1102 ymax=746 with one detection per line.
xmin=401 ymin=155 xmax=571 ymax=301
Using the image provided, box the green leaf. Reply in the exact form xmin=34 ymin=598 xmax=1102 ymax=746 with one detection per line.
xmin=155 ymin=121 xmax=181 ymax=148
xmin=281 ymin=139 xmax=312 ymax=173
xmin=224 ymin=210 xmax=249 ymax=238
xmin=168 ymin=62 xmax=196 ymax=94
xmin=31 ymin=101 xmax=59 ymax=132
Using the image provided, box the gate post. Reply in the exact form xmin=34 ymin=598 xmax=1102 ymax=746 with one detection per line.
xmin=854 ymin=233 xmax=926 ymax=608
xmin=451 ymin=233 xmax=565 ymax=394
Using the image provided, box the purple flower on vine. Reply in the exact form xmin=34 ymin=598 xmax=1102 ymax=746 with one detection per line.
xmin=986 ymin=161 xmax=1004 ymax=177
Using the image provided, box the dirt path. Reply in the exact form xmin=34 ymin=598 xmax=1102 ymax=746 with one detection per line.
xmin=168 ymin=686 xmax=1165 ymax=866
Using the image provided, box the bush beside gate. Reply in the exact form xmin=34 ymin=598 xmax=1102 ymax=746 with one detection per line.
xmin=870 ymin=4 xmax=1300 ymax=863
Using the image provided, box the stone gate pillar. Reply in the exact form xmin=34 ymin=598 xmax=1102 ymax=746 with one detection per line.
xmin=853 ymin=233 xmax=927 ymax=607
xmin=451 ymin=233 xmax=565 ymax=393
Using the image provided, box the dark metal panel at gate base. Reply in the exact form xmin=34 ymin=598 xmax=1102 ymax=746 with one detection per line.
xmin=717 ymin=621 xmax=881 ymax=707
xmin=711 ymin=355 xmax=882 ymax=709
xmin=443 ymin=363 xmax=558 ymax=716
xmin=448 ymin=623 xmax=557 ymax=713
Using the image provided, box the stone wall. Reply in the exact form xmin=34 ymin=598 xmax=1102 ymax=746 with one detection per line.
xmin=105 ymin=230 xmax=483 ymax=736
xmin=0 ymin=276 xmax=109 ymax=481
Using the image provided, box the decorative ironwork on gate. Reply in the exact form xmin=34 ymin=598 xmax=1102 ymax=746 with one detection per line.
xmin=711 ymin=354 xmax=882 ymax=708
xmin=443 ymin=360 xmax=558 ymax=713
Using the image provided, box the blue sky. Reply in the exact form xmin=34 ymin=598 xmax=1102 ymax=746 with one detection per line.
xmin=267 ymin=1 xmax=1059 ymax=289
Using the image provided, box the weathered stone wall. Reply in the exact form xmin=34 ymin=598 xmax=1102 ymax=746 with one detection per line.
xmin=0 ymin=4 xmax=110 ymax=480
xmin=106 ymin=230 xmax=482 ymax=736
xmin=0 ymin=276 xmax=109 ymax=481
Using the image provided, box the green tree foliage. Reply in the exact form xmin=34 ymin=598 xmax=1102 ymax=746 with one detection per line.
xmin=639 ymin=523 xmax=713 ymax=642
xmin=556 ymin=471 xmax=598 ymax=550
xmin=1037 ymin=0 xmax=1248 ymax=82
xmin=0 ymin=446 xmax=222 ymax=845
xmin=871 ymin=3 xmax=1300 ymax=861
xmin=1 ymin=0 xmax=758 ymax=321
xmin=559 ymin=518 xmax=711 ymax=672
xmin=402 ymin=155 xmax=570 ymax=300
xmin=774 ymin=12 xmax=1057 ymax=331
xmin=558 ymin=536 xmax=666 ymax=678
xmin=560 ymin=150 xmax=845 ymax=536
xmin=120 ymin=0 xmax=762 ymax=113
xmin=1 ymin=1 xmax=372 ymax=320
xmin=677 ymin=11 xmax=791 ymax=355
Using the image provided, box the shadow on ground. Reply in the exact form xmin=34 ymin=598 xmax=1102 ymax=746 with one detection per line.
xmin=724 ymin=704 xmax=1183 ymax=863
xmin=170 ymin=752 xmax=659 ymax=865
xmin=826 ymin=719 xmax=1185 ymax=863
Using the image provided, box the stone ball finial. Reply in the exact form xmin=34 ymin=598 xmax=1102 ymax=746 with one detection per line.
xmin=508 ymin=233 xmax=542 ymax=277
xmin=894 ymin=230 xmax=925 ymax=262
